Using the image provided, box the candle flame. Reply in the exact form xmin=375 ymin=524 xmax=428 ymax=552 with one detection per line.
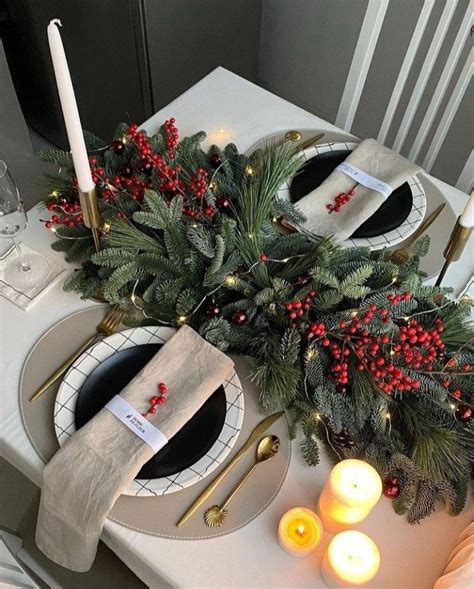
xmin=295 ymin=524 xmax=306 ymax=537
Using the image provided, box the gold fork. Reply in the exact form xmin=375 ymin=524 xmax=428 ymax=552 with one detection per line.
xmin=30 ymin=306 xmax=124 ymax=402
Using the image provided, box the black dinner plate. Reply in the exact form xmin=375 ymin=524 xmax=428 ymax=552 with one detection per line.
xmin=289 ymin=150 xmax=413 ymax=238
xmin=74 ymin=343 xmax=226 ymax=480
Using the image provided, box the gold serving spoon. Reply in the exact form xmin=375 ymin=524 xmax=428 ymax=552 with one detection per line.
xmin=204 ymin=435 xmax=280 ymax=528
xmin=283 ymin=130 xmax=325 ymax=151
xmin=284 ymin=130 xmax=302 ymax=142
xmin=177 ymin=412 xmax=283 ymax=527
xmin=389 ymin=203 xmax=446 ymax=265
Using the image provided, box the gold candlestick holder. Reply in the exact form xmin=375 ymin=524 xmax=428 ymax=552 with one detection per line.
xmin=79 ymin=187 xmax=101 ymax=251
xmin=435 ymin=217 xmax=472 ymax=286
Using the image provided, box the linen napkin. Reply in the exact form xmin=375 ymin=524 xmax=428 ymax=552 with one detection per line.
xmin=296 ymin=139 xmax=421 ymax=243
xmin=433 ymin=522 xmax=474 ymax=589
xmin=0 ymin=243 xmax=65 ymax=310
xmin=36 ymin=325 xmax=234 ymax=572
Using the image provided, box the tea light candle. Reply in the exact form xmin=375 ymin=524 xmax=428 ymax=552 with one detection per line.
xmin=318 ymin=459 xmax=382 ymax=533
xmin=321 ymin=530 xmax=380 ymax=588
xmin=278 ymin=507 xmax=323 ymax=557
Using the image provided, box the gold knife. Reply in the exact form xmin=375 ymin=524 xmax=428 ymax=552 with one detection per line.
xmin=298 ymin=132 xmax=325 ymax=151
xmin=176 ymin=411 xmax=284 ymax=527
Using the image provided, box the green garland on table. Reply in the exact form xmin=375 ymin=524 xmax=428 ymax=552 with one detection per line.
xmin=37 ymin=121 xmax=473 ymax=524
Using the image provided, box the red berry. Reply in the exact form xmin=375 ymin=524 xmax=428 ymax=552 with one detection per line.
xmin=158 ymin=383 xmax=168 ymax=394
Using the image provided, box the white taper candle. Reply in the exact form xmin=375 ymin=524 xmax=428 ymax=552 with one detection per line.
xmin=459 ymin=191 xmax=474 ymax=228
xmin=47 ymin=19 xmax=94 ymax=193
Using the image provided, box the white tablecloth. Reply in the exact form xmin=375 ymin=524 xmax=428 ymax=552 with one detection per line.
xmin=1 ymin=68 xmax=473 ymax=589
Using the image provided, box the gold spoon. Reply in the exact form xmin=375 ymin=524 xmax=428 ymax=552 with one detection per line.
xmin=389 ymin=203 xmax=446 ymax=265
xmin=284 ymin=130 xmax=302 ymax=142
xmin=204 ymin=435 xmax=280 ymax=528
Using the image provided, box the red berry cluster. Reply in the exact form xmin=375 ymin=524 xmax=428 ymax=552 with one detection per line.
xmin=164 ymin=118 xmax=179 ymax=158
xmin=285 ymin=290 xmax=317 ymax=326
xmin=326 ymin=188 xmax=355 ymax=213
xmin=387 ymin=292 xmax=412 ymax=304
xmin=189 ymin=168 xmax=209 ymax=198
xmin=441 ymin=363 xmax=470 ymax=400
xmin=111 ymin=173 xmax=150 ymax=200
xmin=306 ymin=321 xmax=327 ymax=341
xmin=396 ymin=318 xmax=445 ymax=369
xmin=126 ymin=123 xmax=185 ymax=195
xmin=339 ymin=311 xmax=441 ymax=394
xmin=142 ymin=383 xmax=168 ymax=418
xmin=44 ymin=201 xmax=83 ymax=229
xmin=89 ymin=156 xmax=107 ymax=185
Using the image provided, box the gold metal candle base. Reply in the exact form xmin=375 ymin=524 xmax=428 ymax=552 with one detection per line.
xmin=79 ymin=188 xmax=101 ymax=251
xmin=435 ymin=217 xmax=472 ymax=286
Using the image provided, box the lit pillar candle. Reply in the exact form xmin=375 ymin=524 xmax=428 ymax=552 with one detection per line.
xmin=459 ymin=191 xmax=474 ymax=228
xmin=318 ymin=460 xmax=382 ymax=533
xmin=321 ymin=531 xmax=380 ymax=588
xmin=278 ymin=507 xmax=323 ymax=557
xmin=47 ymin=19 xmax=95 ymax=226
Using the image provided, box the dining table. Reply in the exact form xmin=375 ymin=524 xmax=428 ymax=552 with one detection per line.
xmin=1 ymin=67 xmax=473 ymax=589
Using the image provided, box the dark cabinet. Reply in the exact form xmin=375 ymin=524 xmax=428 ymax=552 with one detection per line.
xmin=1 ymin=0 xmax=261 ymax=148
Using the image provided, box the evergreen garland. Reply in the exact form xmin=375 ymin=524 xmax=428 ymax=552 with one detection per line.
xmin=38 ymin=120 xmax=473 ymax=524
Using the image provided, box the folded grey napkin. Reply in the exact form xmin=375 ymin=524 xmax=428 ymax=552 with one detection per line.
xmin=296 ymin=138 xmax=421 ymax=242
xmin=36 ymin=325 xmax=234 ymax=572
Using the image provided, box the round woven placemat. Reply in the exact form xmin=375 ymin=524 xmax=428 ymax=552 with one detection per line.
xmin=20 ymin=306 xmax=291 ymax=539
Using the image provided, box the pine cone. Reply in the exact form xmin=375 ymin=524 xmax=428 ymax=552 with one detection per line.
xmin=329 ymin=427 xmax=355 ymax=449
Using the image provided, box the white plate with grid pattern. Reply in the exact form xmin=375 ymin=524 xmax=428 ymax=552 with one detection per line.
xmin=248 ymin=132 xmax=427 ymax=249
xmin=54 ymin=326 xmax=244 ymax=496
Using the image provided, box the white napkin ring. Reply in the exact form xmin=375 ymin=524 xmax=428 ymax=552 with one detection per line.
xmin=105 ymin=395 xmax=168 ymax=453
xmin=336 ymin=162 xmax=393 ymax=199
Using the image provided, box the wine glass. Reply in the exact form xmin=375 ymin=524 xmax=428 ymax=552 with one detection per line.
xmin=0 ymin=160 xmax=50 ymax=289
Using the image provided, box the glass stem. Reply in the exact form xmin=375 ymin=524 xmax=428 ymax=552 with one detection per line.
xmin=12 ymin=238 xmax=30 ymax=272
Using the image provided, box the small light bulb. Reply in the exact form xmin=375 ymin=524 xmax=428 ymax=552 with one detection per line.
xmin=315 ymin=413 xmax=321 ymax=421
xmin=50 ymin=190 xmax=59 ymax=197
xmin=351 ymin=310 xmax=358 ymax=318
xmin=390 ymin=349 xmax=395 ymax=356
xmin=404 ymin=316 xmax=410 ymax=322
xmin=385 ymin=412 xmax=391 ymax=419
xmin=225 ymin=275 xmax=237 ymax=286
xmin=209 ymin=181 xmax=217 ymax=190
xmin=245 ymin=165 xmax=254 ymax=176
xmin=50 ymin=226 xmax=57 ymax=233
xmin=131 ymin=293 xmax=136 ymax=304
xmin=281 ymin=258 xmax=289 ymax=263
xmin=177 ymin=315 xmax=188 ymax=325
xmin=272 ymin=217 xmax=278 ymax=223
xmin=102 ymin=222 xmax=111 ymax=233
xmin=449 ymin=403 xmax=455 ymax=410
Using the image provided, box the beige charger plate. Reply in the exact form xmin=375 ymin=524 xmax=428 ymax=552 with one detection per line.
xmin=20 ymin=306 xmax=291 ymax=539
xmin=248 ymin=129 xmax=457 ymax=279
